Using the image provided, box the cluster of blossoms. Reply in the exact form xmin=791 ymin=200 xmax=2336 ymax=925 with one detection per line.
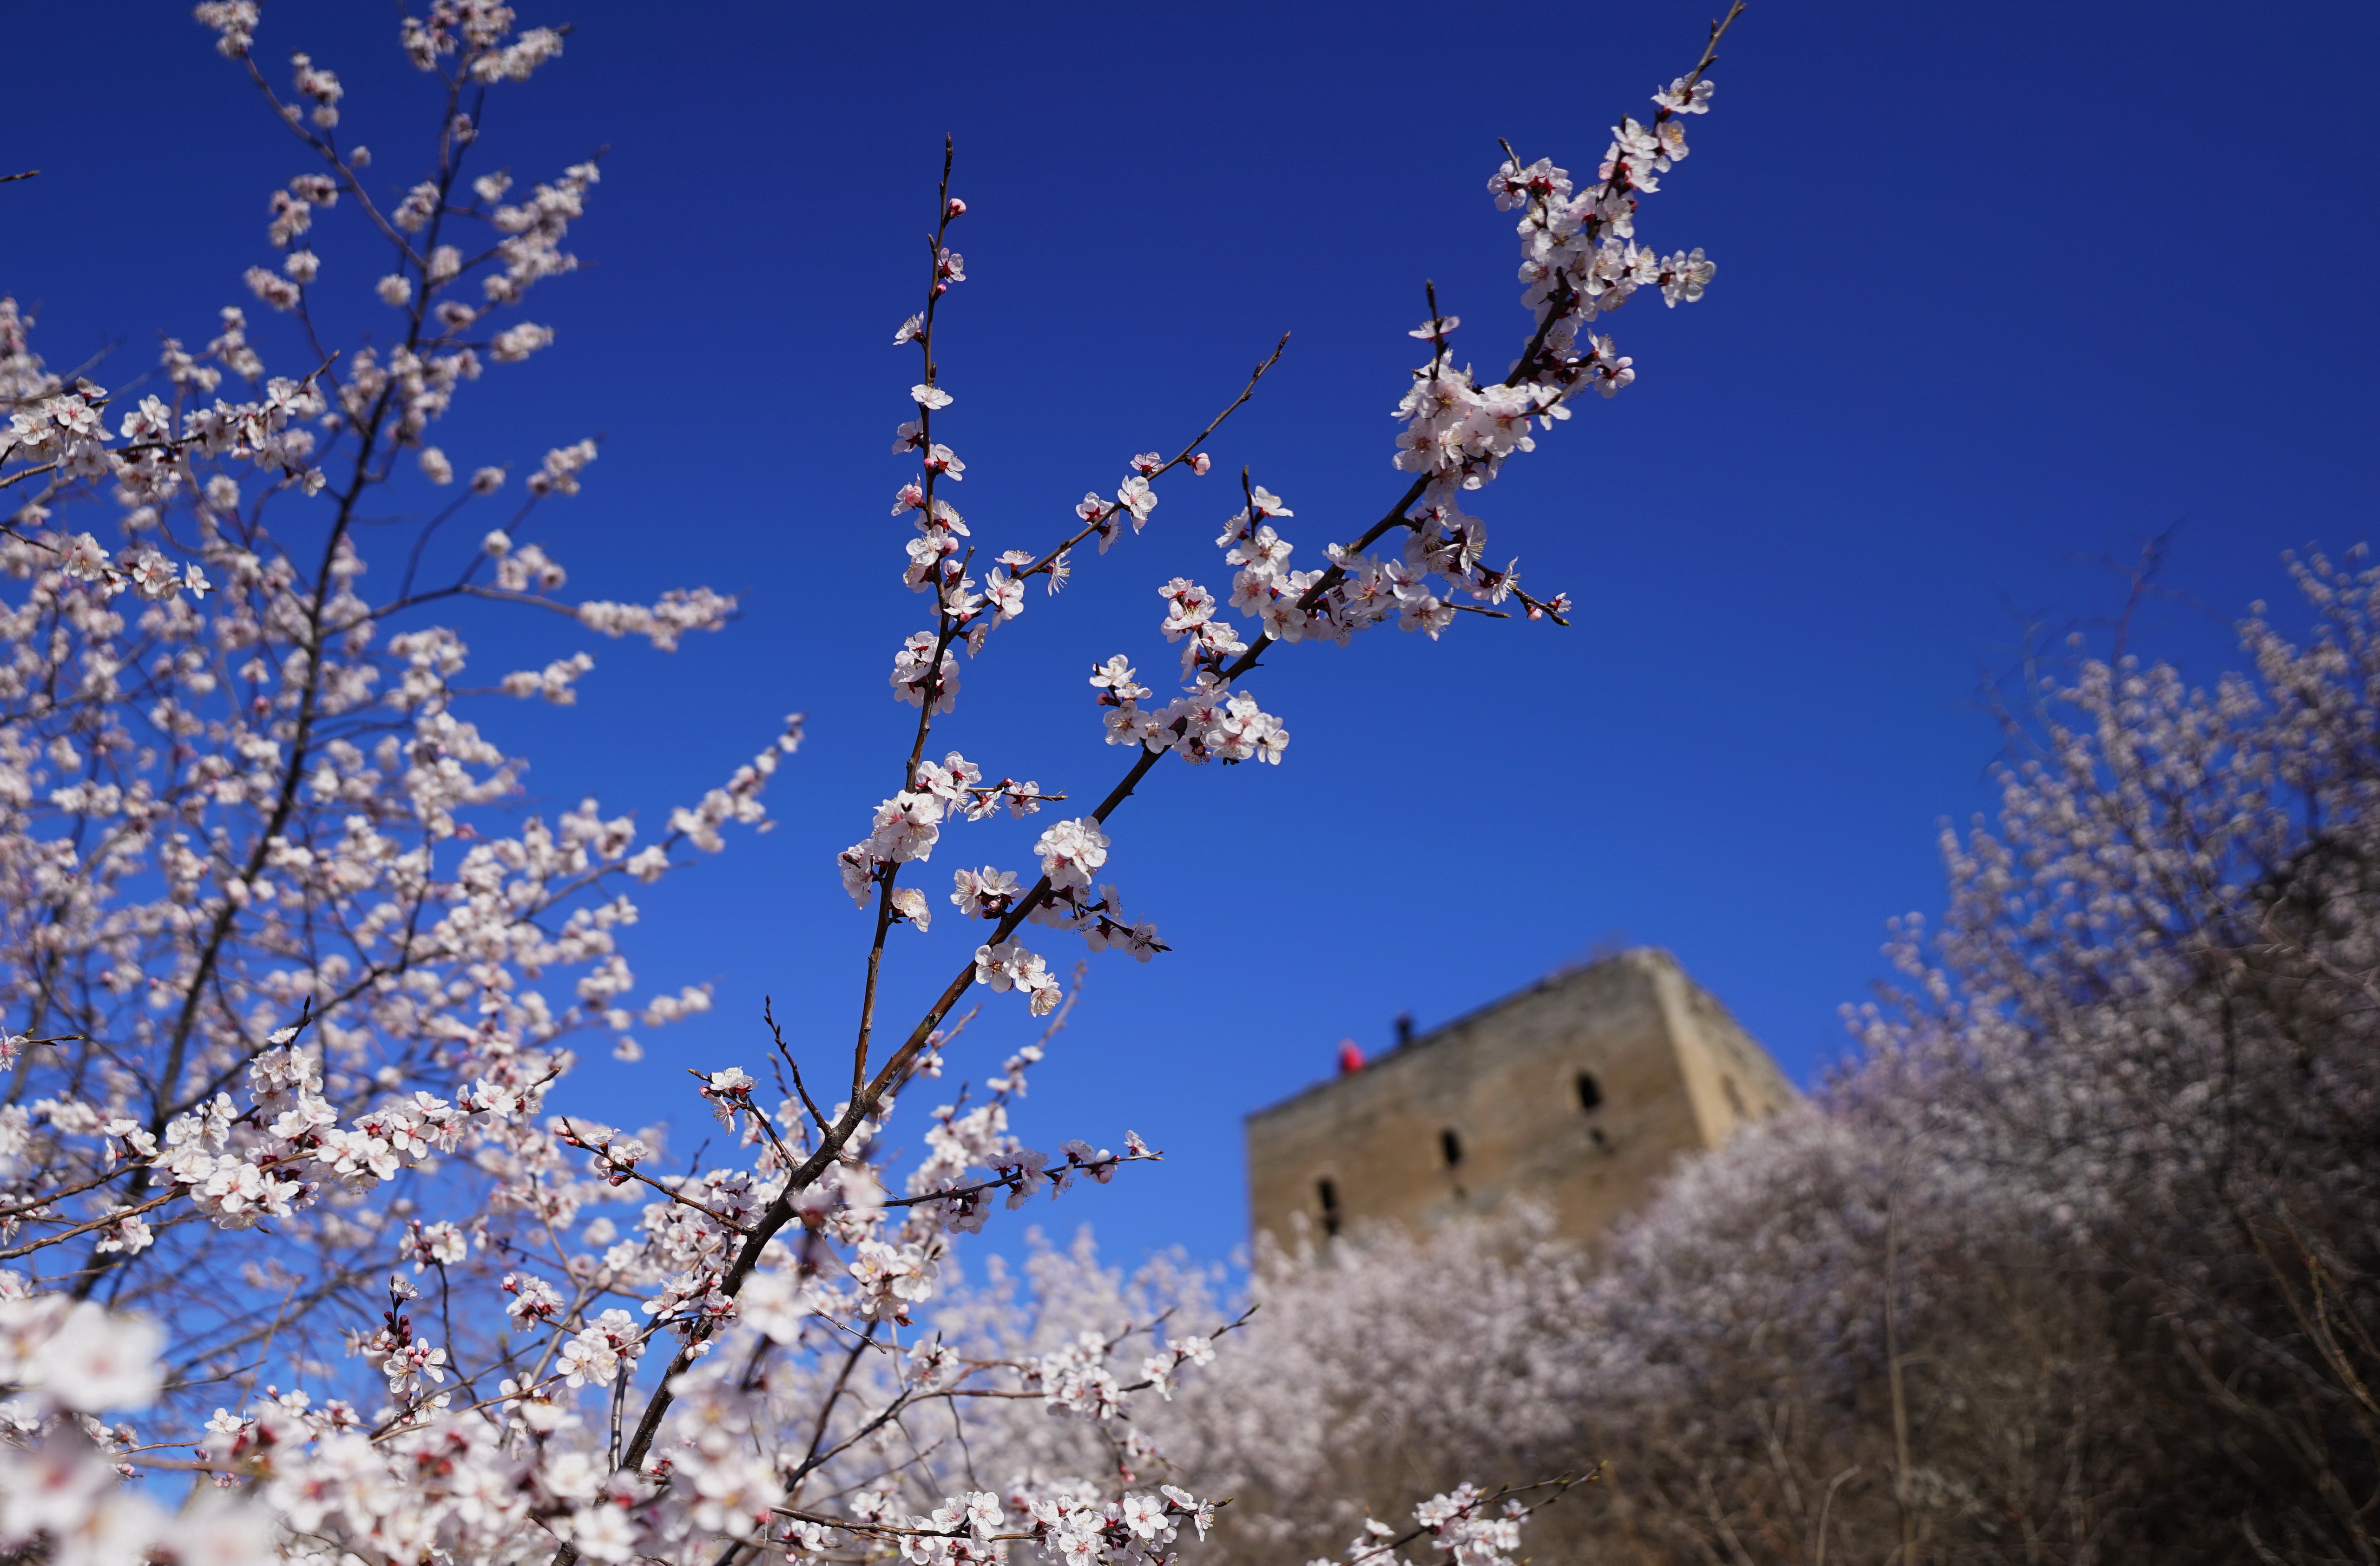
xmin=0 ymin=3 xmax=1752 ymax=1562
xmin=1337 ymin=1487 xmax=1531 ymax=1566
xmin=835 ymin=751 xmax=1057 ymax=930
xmin=0 ymin=1290 xmax=277 ymax=1561
xmin=134 ymin=1020 xmax=543 ymax=1238
xmin=954 ymin=819 xmax=1166 ymax=990
xmin=0 ymin=304 xmax=314 ymax=605
xmin=1477 ymin=75 xmax=1718 ymax=406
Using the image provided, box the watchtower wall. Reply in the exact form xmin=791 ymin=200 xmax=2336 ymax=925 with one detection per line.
xmin=1243 ymin=949 xmax=1795 ymax=1249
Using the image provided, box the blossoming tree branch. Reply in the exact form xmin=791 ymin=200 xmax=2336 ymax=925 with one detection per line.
xmin=0 ymin=1 xmax=1743 ymax=1560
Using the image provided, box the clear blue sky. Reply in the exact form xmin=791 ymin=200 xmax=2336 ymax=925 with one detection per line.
xmin=9 ymin=0 xmax=2376 ymax=1269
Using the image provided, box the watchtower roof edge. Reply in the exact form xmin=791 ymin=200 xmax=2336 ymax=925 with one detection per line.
xmin=1241 ymin=946 xmax=1687 ymax=1125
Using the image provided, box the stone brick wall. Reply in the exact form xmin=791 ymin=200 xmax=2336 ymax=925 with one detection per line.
xmin=1243 ymin=949 xmax=1795 ymax=1248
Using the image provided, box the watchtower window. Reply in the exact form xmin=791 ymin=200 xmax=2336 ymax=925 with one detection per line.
xmin=1722 ymin=1075 xmax=1746 ymax=1118
xmin=1440 ymin=1129 xmax=1464 ymax=1167
xmin=1576 ymin=1071 xmax=1603 ymax=1112
xmin=1316 ymin=1178 xmax=1341 ymax=1237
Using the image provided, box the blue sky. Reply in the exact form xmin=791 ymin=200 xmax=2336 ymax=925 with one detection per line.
xmin=8 ymin=0 xmax=2376 ymax=1269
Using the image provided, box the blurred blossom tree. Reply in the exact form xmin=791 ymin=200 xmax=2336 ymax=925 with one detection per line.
xmin=0 ymin=0 xmax=1746 ymax=1560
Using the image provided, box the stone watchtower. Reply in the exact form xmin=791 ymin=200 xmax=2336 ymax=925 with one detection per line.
xmin=1243 ymin=949 xmax=1796 ymax=1248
